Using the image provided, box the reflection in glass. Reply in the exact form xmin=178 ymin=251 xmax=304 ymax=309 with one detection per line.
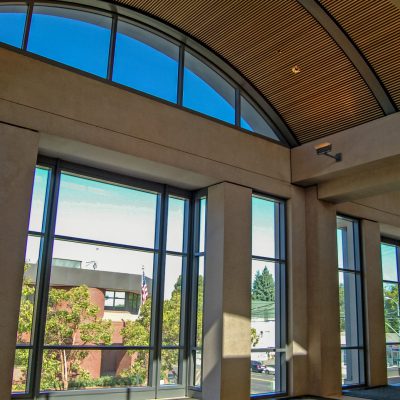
xmin=162 ymin=255 xmax=183 ymax=346
xmin=252 ymin=197 xmax=276 ymax=259
xmin=0 ymin=4 xmax=27 ymax=48
xmin=12 ymin=349 xmax=30 ymax=393
xmin=192 ymin=349 xmax=202 ymax=387
xmin=29 ymin=167 xmax=50 ymax=232
xmin=341 ymin=349 xmax=364 ymax=386
xmin=166 ymin=197 xmax=186 ymax=253
xmin=183 ymin=51 xmax=235 ymax=124
xmin=160 ymin=349 xmax=179 ymax=385
xmin=28 ymin=6 xmax=111 ymax=77
xmin=196 ymin=256 xmax=204 ymax=347
xmin=17 ymin=236 xmax=41 ymax=345
xmin=251 ymin=261 xmax=276 ymax=350
xmin=40 ymin=349 xmax=149 ymax=391
xmin=382 ymin=244 xmax=398 ymax=282
xmin=240 ymin=96 xmax=278 ymax=140
xmin=113 ymin=20 xmax=179 ymax=102
xmin=250 ymin=351 xmax=276 ymax=395
xmin=387 ymin=344 xmax=400 ymax=384
xmin=55 ymin=173 xmax=157 ymax=248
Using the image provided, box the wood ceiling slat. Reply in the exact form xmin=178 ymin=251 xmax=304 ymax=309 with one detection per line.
xmin=321 ymin=0 xmax=400 ymax=109
xmin=114 ymin=0 xmax=388 ymax=144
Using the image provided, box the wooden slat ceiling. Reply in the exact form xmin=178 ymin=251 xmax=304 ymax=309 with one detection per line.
xmin=321 ymin=0 xmax=400 ymax=110
xmin=113 ymin=0 xmax=399 ymax=145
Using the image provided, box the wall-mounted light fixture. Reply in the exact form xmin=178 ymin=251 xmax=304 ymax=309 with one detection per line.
xmin=314 ymin=142 xmax=342 ymax=162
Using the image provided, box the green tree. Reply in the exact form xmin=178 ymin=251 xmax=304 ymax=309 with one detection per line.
xmin=15 ymin=266 xmax=113 ymax=391
xmin=339 ymin=283 xmax=345 ymax=333
xmin=251 ymin=266 xmax=275 ymax=301
xmin=383 ymin=284 xmax=400 ymax=336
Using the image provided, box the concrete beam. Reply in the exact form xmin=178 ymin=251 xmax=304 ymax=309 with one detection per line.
xmin=291 ymin=112 xmax=400 ymax=186
xmin=317 ymin=155 xmax=400 ymax=202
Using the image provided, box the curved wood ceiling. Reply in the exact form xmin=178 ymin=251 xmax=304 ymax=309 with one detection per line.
xmin=112 ymin=0 xmax=399 ymax=145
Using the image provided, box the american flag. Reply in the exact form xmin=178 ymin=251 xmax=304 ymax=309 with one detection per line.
xmin=141 ymin=267 xmax=148 ymax=304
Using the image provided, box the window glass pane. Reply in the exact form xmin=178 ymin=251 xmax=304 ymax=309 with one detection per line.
xmin=196 ymin=256 xmax=204 ymax=347
xmin=382 ymin=244 xmax=398 ymax=282
xmin=28 ymin=6 xmax=111 ymax=77
xmin=341 ymin=349 xmax=364 ymax=386
xmin=383 ymin=282 xmax=400 ymax=343
xmin=113 ymin=20 xmax=179 ymax=102
xmin=17 ymin=235 xmax=41 ymax=345
xmin=12 ymin=349 xmax=30 ymax=394
xmin=0 ymin=4 xmax=27 ymax=48
xmin=240 ymin=96 xmax=278 ymax=140
xmin=46 ymin=240 xmax=154 ymax=346
xmin=40 ymin=349 xmax=149 ymax=391
xmin=337 ymin=217 xmax=358 ymax=271
xmin=339 ymin=271 xmax=362 ymax=347
xmin=183 ymin=51 xmax=235 ymax=124
xmin=29 ymin=167 xmax=50 ymax=232
xmin=250 ymin=351 xmax=276 ymax=395
xmin=160 ymin=349 xmax=179 ymax=385
xmin=162 ymin=255 xmax=183 ymax=346
xmin=192 ymin=349 xmax=202 ymax=387
xmin=387 ymin=344 xmax=400 ymax=384
xmin=55 ymin=173 xmax=157 ymax=248
xmin=252 ymin=197 xmax=277 ymax=259
xmin=166 ymin=197 xmax=186 ymax=253
xmin=199 ymin=198 xmax=206 ymax=253
xmin=251 ymin=261 xmax=276 ymax=350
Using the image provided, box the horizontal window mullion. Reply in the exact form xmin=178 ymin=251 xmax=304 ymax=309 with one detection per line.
xmin=383 ymin=279 xmax=400 ymax=285
xmin=27 ymin=230 xmax=45 ymax=237
xmin=251 ymin=347 xmax=276 ymax=353
xmin=194 ymin=252 xmax=205 ymax=257
xmin=338 ymin=267 xmax=361 ymax=274
xmin=165 ymin=250 xmax=188 ymax=257
xmin=385 ymin=342 xmax=400 ymax=345
xmin=15 ymin=344 xmax=33 ymax=349
xmin=341 ymin=346 xmax=364 ymax=350
xmin=53 ymin=234 xmax=157 ymax=253
xmin=43 ymin=344 xmax=153 ymax=350
xmin=251 ymin=255 xmax=285 ymax=264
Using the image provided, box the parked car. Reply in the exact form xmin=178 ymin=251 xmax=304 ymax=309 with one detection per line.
xmin=251 ymin=360 xmax=265 ymax=373
xmin=264 ymin=365 xmax=275 ymax=375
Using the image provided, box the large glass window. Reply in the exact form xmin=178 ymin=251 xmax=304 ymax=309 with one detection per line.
xmin=382 ymin=240 xmax=400 ymax=384
xmin=251 ymin=195 xmax=286 ymax=396
xmin=113 ymin=20 xmax=179 ymax=103
xmin=337 ymin=216 xmax=365 ymax=386
xmin=27 ymin=5 xmax=112 ymax=77
xmin=183 ymin=51 xmax=236 ymax=124
xmin=12 ymin=160 xmax=197 ymax=399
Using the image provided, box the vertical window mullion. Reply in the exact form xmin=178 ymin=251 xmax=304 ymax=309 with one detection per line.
xmin=22 ymin=0 xmax=33 ymax=50
xmin=107 ymin=13 xmax=117 ymax=80
xmin=31 ymin=161 xmax=61 ymax=397
xmin=177 ymin=45 xmax=185 ymax=106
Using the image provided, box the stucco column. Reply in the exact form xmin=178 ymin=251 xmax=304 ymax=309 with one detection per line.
xmin=202 ymin=182 xmax=252 ymax=400
xmin=305 ymin=186 xmax=341 ymax=397
xmin=361 ymin=219 xmax=387 ymax=386
xmin=286 ymin=186 xmax=309 ymax=395
xmin=0 ymin=123 xmax=39 ymax=398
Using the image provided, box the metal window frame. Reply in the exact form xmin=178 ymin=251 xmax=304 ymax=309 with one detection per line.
xmin=336 ymin=215 xmax=366 ymax=388
xmin=381 ymin=237 xmax=400 ymax=383
xmin=250 ymin=194 xmax=287 ymax=398
xmin=0 ymin=0 xmax=295 ymax=146
xmin=12 ymin=156 xmax=198 ymax=399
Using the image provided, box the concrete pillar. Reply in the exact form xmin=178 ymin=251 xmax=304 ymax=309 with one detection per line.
xmin=202 ymin=182 xmax=252 ymax=400
xmin=361 ymin=219 xmax=387 ymax=386
xmin=305 ymin=186 xmax=341 ymax=397
xmin=0 ymin=123 xmax=39 ymax=398
xmin=287 ymin=186 xmax=309 ymax=395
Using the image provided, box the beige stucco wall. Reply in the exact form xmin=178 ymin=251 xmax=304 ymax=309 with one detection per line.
xmin=0 ymin=45 xmax=399 ymax=399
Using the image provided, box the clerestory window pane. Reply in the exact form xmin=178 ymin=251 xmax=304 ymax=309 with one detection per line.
xmin=0 ymin=4 xmax=27 ymax=48
xmin=28 ymin=5 xmax=111 ymax=77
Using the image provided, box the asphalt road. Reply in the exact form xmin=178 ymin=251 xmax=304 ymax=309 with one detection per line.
xmin=250 ymin=372 xmax=275 ymax=394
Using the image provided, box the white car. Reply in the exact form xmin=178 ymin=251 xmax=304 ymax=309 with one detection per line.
xmin=264 ymin=365 xmax=275 ymax=375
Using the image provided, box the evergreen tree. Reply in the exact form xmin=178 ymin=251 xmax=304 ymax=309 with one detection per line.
xmin=251 ymin=266 xmax=275 ymax=302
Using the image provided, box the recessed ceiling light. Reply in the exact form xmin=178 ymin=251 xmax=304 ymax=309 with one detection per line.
xmin=291 ymin=65 xmax=301 ymax=74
